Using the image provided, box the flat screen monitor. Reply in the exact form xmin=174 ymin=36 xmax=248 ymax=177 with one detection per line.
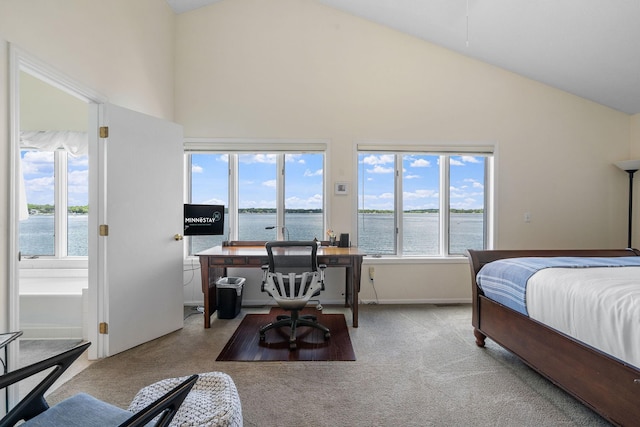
xmin=184 ymin=204 xmax=224 ymax=236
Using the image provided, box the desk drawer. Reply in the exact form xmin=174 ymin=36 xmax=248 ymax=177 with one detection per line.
xmin=209 ymin=257 xmax=248 ymax=266
xmin=208 ymin=256 xmax=269 ymax=267
xmin=321 ymin=256 xmax=351 ymax=266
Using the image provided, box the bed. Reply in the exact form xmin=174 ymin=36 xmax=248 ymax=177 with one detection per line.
xmin=466 ymin=249 xmax=640 ymax=427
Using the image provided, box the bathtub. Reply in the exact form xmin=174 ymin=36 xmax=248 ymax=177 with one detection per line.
xmin=19 ymin=269 xmax=88 ymax=340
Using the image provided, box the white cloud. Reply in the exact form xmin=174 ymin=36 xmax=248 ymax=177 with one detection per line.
xmin=68 ymin=170 xmax=88 ymax=186
xmin=21 ymin=151 xmax=53 ymax=174
xmin=403 ymin=189 xmax=438 ymax=200
xmin=192 ymin=164 xmax=203 ymax=173
xmin=362 ymin=154 xmax=394 ymax=165
xmin=202 ymin=197 xmax=226 ymax=205
xmin=461 ymin=155 xmax=481 ymax=163
xmin=285 ymin=193 xmax=323 ymax=209
xmin=368 ymin=165 xmax=394 ymax=174
xmin=304 ymin=168 xmax=323 ymax=177
xmin=410 ymin=158 xmax=431 ymax=167
xmin=241 ymin=154 xmax=277 ymax=164
xmin=285 ymin=154 xmax=305 ymax=164
xmin=263 ymin=179 xmax=277 ymax=188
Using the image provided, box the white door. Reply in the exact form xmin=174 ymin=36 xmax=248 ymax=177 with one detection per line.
xmin=89 ymin=103 xmax=184 ymax=358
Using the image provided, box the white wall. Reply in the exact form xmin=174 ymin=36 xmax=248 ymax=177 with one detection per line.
xmin=0 ymin=40 xmax=8 ymax=332
xmin=0 ymin=0 xmax=176 ymax=332
xmin=175 ymin=0 xmax=633 ymax=303
xmin=0 ymin=0 xmax=637 ymax=331
xmin=632 ymin=114 xmax=640 ymax=157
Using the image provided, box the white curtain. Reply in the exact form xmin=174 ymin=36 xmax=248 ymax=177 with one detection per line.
xmin=20 ymin=130 xmax=88 ymax=157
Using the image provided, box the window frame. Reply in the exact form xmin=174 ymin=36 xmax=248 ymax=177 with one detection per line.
xmin=355 ymin=142 xmax=494 ymax=258
xmin=184 ymin=138 xmax=329 ymax=257
xmin=20 ymin=149 xmax=89 ymax=269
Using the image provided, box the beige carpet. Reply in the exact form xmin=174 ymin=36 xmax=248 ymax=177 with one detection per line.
xmin=45 ymin=304 xmax=611 ymax=427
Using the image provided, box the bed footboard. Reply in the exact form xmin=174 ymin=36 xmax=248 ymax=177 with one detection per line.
xmin=466 ymin=248 xmax=640 ymax=427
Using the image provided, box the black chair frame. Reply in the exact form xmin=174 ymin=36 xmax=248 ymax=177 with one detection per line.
xmin=0 ymin=342 xmax=197 ymax=427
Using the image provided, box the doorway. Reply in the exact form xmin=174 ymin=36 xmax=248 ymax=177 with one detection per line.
xmin=18 ymin=70 xmax=90 ymax=342
xmin=9 ymin=45 xmax=185 ymax=370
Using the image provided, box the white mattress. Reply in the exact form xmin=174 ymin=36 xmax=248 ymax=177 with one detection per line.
xmin=526 ymin=266 xmax=640 ymax=370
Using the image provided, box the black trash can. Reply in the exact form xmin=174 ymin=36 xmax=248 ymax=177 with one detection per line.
xmin=216 ymin=277 xmax=245 ymax=319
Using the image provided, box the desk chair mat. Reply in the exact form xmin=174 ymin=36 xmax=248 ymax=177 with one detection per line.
xmin=216 ymin=308 xmax=356 ymax=362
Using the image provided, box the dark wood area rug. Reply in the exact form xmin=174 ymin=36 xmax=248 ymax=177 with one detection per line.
xmin=216 ymin=308 xmax=356 ymax=361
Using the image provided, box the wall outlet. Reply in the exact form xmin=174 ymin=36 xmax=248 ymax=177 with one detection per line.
xmin=368 ymin=266 xmax=375 ymax=280
xmin=524 ymin=212 xmax=531 ymax=223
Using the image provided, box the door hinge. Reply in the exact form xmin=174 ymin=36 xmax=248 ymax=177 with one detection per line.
xmin=99 ymin=224 xmax=109 ymax=236
xmin=99 ymin=126 xmax=109 ymax=138
xmin=99 ymin=322 xmax=108 ymax=334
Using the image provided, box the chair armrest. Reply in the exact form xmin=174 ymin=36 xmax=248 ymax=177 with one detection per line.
xmin=120 ymin=375 xmax=198 ymax=427
xmin=261 ymin=264 xmax=269 ymax=291
xmin=0 ymin=342 xmax=91 ymax=426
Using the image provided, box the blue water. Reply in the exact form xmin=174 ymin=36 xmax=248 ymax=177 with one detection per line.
xmin=20 ymin=212 xmax=484 ymax=257
xmin=19 ymin=215 xmax=88 ymax=257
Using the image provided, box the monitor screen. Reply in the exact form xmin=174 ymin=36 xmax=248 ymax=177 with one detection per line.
xmin=183 ymin=204 xmax=225 ymax=236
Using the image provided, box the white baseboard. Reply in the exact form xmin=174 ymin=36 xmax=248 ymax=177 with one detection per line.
xmin=20 ymin=326 xmax=84 ymax=340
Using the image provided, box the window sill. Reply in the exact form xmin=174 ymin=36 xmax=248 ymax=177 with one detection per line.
xmin=20 ymin=258 xmax=88 ymax=270
xmin=362 ymin=255 xmax=469 ymax=265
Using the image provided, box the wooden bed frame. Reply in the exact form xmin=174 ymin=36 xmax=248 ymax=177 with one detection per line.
xmin=466 ymin=249 xmax=640 ymax=427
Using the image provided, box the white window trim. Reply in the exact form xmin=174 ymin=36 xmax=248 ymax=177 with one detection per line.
xmin=184 ymin=137 xmax=328 ymax=153
xmin=184 ymin=138 xmax=330 ymax=254
xmin=353 ymin=140 xmax=495 ymax=258
xmin=20 ymin=149 xmax=89 ymax=268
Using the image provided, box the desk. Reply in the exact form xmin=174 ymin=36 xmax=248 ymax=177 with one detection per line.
xmin=197 ymin=244 xmax=365 ymax=329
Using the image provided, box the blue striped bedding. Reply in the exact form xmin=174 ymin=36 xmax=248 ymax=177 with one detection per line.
xmin=476 ymin=256 xmax=640 ymax=315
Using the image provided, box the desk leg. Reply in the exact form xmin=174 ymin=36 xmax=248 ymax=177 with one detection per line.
xmin=199 ymin=258 xmax=226 ymax=328
xmin=199 ymin=257 xmax=212 ymax=328
xmin=345 ymin=257 xmax=362 ymax=328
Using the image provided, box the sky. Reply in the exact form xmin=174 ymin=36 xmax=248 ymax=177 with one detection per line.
xmin=21 ymin=151 xmax=485 ymax=212
xmin=191 ymin=152 xmax=485 ymax=211
xmin=191 ymin=153 xmax=324 ymax=210
xmin=359 ymin=153 xmax=485 ymax=211
xmin=21 ymin=150 xmax=89 ymax=207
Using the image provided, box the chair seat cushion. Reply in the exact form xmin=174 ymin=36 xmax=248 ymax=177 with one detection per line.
xmin=128 ymin=372 xmax=242 ymax=427
xmin=22 ymin=392 xmax=133 ymax=426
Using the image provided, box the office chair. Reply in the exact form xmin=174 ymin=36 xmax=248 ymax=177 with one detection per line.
xmin=0 ymin=342 xmax=197 ymax=427
xmin=260 ymin=241 xmax=331 ymax=350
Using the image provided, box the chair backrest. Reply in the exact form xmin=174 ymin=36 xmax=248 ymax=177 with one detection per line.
xmin=265 ymin=241 xmax=319 ymax=274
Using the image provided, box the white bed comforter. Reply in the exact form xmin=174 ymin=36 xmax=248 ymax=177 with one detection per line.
xmin=526 ymin=266 xmax=640 ymax=370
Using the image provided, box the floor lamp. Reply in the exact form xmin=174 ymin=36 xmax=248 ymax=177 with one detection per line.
xmin=615 ymin=160 xmax=640 ymax=248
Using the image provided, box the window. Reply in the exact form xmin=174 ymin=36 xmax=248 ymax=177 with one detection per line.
xmin=185 ymin=140 xmax=326 ymax=256
xmin=19 ymin=146 xmax=89 ymax=258
xmin=357 ymin=147 xmax=492 ymax=256
xmin=188 ymin=153 xmax=230 ymax=255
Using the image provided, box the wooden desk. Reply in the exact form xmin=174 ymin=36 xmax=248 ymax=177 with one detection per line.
xmin=197 ymin=244 xmax=365 ymax=329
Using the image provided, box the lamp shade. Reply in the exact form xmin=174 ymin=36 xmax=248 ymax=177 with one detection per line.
xmin=615 ymin=159 xmax=640 ymax=172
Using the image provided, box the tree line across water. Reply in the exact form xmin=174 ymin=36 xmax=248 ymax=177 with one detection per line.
xmin=28 ymin=205 xmax=483 ymax=215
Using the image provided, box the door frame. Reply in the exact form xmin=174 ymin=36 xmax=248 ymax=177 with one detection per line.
xmin=8 ymin=44 xmax=107 ymax=372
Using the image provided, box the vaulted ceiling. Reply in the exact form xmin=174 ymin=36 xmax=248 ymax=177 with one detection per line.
xmin=166 ymin=0 xmax=640 ymax=115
